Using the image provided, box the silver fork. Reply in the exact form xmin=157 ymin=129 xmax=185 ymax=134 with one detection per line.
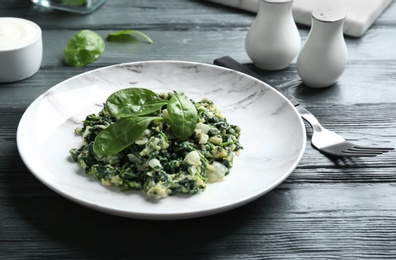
xmin=214 ymin=56 xmax=394 ymax=157
xmin=295 ymin=105 xmax=394 ymax=157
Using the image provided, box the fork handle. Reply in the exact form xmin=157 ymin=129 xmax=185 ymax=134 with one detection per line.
xmin=294 ymin=104 xmax=324 ymax=132
xmin=213 ymin=56 xmax=300 ymax=106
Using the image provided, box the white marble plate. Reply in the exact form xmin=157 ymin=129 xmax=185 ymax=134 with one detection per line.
xmin=17 ymin=61 xmax=306 ymax=220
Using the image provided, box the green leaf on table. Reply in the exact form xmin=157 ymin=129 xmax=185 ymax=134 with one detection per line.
xmin=105 ymin=88 xmax=168 ymax=119
xmin=167 ymin=94 xmax=198 ymax=140
xmin=64 ymin=30 xmax=105 ymax=67
xmin=107 ymin=29 xmax=153 ymax=44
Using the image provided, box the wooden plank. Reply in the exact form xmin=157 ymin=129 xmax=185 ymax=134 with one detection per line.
xmin=1 ymin=181 xmax=396 ymax=258
xmin=0 ymin=54 xmax=396 ymax=107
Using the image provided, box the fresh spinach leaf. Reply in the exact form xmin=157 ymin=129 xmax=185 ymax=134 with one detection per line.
xmin=105 ymin=88 xmax=168 ymax=119
xmin=107 ymin=30 xmax=153 ymax=44
xmin=167 ymin=94 xmax=198 ymax=140
xmin=93 ymin=116 xmax=161 ymax=157
xmin=94 ymin=89 xmax=198 ymax=156
xmin=64 ymin=30 xmax=105 ymax=67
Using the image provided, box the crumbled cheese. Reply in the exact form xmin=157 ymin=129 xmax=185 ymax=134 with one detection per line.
xmin=148 ymin=158 xmax=162 ymax=170
xmin=146 ymin=182 xmax=172 ymax=199
xmin=206 ymin=161 xmax=227 ymax=183
xmin=135 ymin=134 xmax=149 ymax=145
xmin=209 ymin=136 xmax=223 ymax=144
xmin=196 ymin=122 xmax=211 ymax=134
xmin=184 ymin=151 xmax=201 ymax=166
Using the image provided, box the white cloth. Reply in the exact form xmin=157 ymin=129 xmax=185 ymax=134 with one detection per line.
xmin=205 ymin=0 xmax=394 ymax=37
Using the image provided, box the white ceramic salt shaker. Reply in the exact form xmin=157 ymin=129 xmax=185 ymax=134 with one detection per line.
xmin=245 ymin=0 xmax=300 ymax=71
xmin=297 ymin=8 xmax=348 ymax=88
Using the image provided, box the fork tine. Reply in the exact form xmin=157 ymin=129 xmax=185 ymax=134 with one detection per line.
xmin=345 ymin=150 xmax=384 ymax=155
xmin=319 ymin=142 xmax=394 ymax=157
xmin=347 ymin=148 xmax=388 ymax=154
xmin=343 ymin=149 xmax=382 ymax=155
xmin=351 ymin=146 xmax=394 ymax=152
xmin=349 ymin=149 xmax=384 ymax=153
xmin=340 ymin=152 xmax=378 ymax=157
xmin=341 ymin=146 xmax=393 ymax=156
xmin=341 ymin=151 xmax=380 ymax=157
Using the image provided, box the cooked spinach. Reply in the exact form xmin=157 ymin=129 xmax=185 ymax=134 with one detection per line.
xmin=70 ymin=89 xmax=242 ymax=199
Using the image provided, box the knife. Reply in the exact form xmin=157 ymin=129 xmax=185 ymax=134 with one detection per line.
xmin=213 ymin=56 xmax=301 ymax=107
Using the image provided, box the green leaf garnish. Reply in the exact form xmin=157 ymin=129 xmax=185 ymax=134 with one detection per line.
xmin=105 ymin=88 xmax=167 ymax=119
xmin=64 ymin=30 xmax=105 ymax=67
xmin=107 ymin=29 xmax=153 ymax=44
xmin=93 ymin=88 xmax=198 ymax=156
xmin=167 ymin=94 xmax=198 ymax=140
xmin=93 ymin=116 xmax=161 ymax=157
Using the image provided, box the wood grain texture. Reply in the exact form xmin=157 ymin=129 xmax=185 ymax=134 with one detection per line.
xmin=1 ymin=0 xmax=396 ymax=259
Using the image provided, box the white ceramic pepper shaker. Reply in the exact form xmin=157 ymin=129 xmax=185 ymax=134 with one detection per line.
xmin=245 ymin=0 xmax=300 ymax=71
xmin=297 ymin=7 xmax=348 ymax=88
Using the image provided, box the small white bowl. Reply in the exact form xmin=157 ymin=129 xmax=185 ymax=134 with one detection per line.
xmin=0 ymin=17 xmax=42 ymax=83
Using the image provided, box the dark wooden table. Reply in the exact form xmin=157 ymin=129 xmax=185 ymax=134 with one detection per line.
xmin=1 ymin=0 xmax=396 ymax=258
